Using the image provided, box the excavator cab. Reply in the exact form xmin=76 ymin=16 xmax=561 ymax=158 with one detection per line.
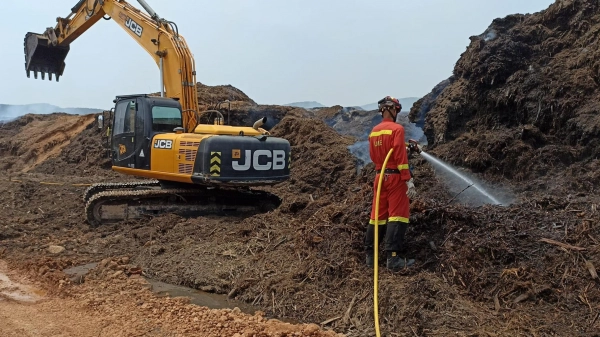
xmin=24 ymin=31 xmax=69 ymax=81
xmin=110 ymin=94 xmax=189 ymax=172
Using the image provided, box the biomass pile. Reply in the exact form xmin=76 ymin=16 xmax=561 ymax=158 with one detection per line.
xmin=409 ymin=0 xmax=600 ymax=198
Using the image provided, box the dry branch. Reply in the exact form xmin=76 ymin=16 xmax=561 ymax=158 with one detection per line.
xmin=539 ymin=238 xmax=586 ymax=251
xmin=585 ymin=260 xmax=598 ymax=279
xmin=320 ymin=316 xmax=342 ymax=326
xmin=342 ymin=294 xmax=358 ymax=325
xmin=493 ymin=293 xmax=500 ymax=313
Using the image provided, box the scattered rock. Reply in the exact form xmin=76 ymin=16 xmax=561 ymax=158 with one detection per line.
xmin=47 ymin=245 xmax=65 ymax=254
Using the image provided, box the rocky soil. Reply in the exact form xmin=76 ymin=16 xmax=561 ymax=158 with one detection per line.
xmin=0 ymin=258 xmax=342 ymax=337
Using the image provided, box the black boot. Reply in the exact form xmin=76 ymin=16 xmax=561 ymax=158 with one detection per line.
xmin=385 ymin=222 xmax=415 ymax=271
xmin=364 ymin=223 xmax=386 ymax=268
xmin=366 ymin=251 xmax=374 ymax=268
xmin=386 ymin=251 xmax=415 ymax=271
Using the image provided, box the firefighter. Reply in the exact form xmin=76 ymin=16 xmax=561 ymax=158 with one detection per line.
xmin=364 ymin=96 xmax=416 ymax=271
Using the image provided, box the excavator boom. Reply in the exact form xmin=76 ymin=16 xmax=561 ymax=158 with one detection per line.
xmin=24 ymin=0 xmax=199 ymax=132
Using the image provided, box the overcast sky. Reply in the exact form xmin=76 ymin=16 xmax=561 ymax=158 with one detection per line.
xmin=3 ymin=0 xmax=554 ymax=109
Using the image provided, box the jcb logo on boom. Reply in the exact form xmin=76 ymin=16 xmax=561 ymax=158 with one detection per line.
xmin=232 ymin=150 xmax=286 ymax=171
xmin=153 ymin=139 xmax=172 ymax=149
xmin=125 ymin=17 xmax=143 ymax=37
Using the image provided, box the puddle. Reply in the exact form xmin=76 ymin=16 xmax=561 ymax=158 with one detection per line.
xmin=146 ymin=279 xmax=259 ymax=315
xmin=64 ymin=262 xmax=262 ymax=316
xmin=0 ymin=266 xmax=46 ymax=302
xmin=147 ymin=280 xmax=300 ymax=324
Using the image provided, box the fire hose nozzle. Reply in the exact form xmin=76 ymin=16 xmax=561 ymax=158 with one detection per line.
xmin=408 ymin=139 xmax=422 ymax=154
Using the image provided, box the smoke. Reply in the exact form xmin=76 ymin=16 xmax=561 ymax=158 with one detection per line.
xmin=0 ymin=103 xmax=102 ymax=123
xmin=326 ymin=108 xmax=427 ymax=169
xmin=484 ymin=30 xmax=497 ymax=41
xmin=348 ymin=141 xmax=370 ymax=167
xmin=480 ymin=28 xmax=498 ymax=42
xmin=411 ymin=79 xmax=451 ymax=129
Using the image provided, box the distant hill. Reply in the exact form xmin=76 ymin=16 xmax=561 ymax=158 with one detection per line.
xmin=283 ymin=101 xmax=326 ymax=109
xmin=360 ymin=97 xmax=420 ymax=112
xmin=283 ymin=97 xmax=419 ymax=111
xmin=0 ymin=103 xmax=102 ymax=122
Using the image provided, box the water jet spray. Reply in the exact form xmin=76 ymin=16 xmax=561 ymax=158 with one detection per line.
xmin=420 ymin=151 xmax=503 ymax=205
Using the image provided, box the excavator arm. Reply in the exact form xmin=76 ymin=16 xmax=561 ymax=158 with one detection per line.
xmin=24 ymin=0 xmax=199 ymax=132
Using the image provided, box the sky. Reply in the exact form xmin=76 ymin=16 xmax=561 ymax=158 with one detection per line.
xmin=3 ymin=0 xmax=555 ymax=109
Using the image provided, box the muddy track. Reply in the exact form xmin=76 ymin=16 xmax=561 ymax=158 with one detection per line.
xmin=84 ymin=186 xmax=281 ymax=226
xmin=0 ymin=259 xmax=342 ymax=337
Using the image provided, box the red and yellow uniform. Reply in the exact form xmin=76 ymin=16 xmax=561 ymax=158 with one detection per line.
xmin=368 ymin=118 xmax=411 ymax=226
xmin=364 ymin=95 xmax=416 ymax=271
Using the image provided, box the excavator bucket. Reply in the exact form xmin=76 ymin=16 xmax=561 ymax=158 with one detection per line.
xmin=24 ymin=32 xmax=70 ymax=82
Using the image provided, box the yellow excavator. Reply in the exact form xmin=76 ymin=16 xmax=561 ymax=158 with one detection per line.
xmin=24 ymin=0 xmax=290 ymax=226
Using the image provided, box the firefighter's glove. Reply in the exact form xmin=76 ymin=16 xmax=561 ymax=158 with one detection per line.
xmin=412 ymin=144 xmax=423 ymax=155
xmin=406 ymin=178 xmax=417 ymax=199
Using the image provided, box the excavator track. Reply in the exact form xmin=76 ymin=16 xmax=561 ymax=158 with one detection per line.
xmin=83 ymin=180 xmax=161 ymax=203
xmin=84 ymin=186 xmax=280 ymax=226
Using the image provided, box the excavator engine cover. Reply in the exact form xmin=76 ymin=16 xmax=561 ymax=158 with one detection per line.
xmin=24 ymin=32 xmax=70 ymax=82
xmin=193 ymin=135 xmax=290 ymax=185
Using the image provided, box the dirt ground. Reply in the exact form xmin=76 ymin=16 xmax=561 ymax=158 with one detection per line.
xmin=0 ymin=259 xmax=342 ymax=337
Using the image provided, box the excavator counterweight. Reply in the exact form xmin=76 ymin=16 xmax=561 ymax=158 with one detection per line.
xmin=24 ymin=32 xmax=69 ymax=82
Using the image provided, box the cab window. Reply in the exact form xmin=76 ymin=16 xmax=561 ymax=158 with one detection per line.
xmin=152 ymin=106 xmax=182 ymax=132
xmin=113 ymin=101 xmax=126 ymax=135
xmin=113 ymin=100 xmax=136 ymax=135
xmin=124 ymin=101 xmax=136 ymax=133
